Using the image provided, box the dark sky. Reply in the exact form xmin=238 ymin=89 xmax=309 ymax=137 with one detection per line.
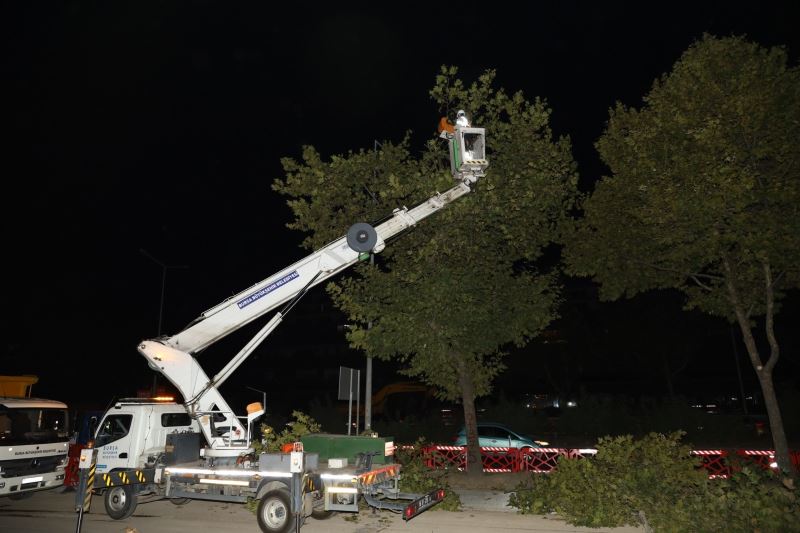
xmin=4 ymin=2 xmax=799 ymax=410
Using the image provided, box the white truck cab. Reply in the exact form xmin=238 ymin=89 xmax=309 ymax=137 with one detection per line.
xmin=93 ymin=399 xmax=199 ymax=474
xmin=0 ymin=397 xmax=70 ymax=498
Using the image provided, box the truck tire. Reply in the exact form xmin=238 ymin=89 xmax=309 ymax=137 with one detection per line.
xmin=311 ymin=508 xmax=335 ymax=520
xmin=104 ymin=485 xmax=138 ymax=520
xmin=310 ymin=489 xmax=334 ymax=520
xmin=256 ymin=489 xmax=292 ymax=533
xmin=169 ymin=497 xmax=191 ymax=505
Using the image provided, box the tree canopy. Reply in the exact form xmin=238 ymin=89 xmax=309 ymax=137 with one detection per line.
xmin=566 ymin=34 xmax=800 ymax=315
xmin=564 ymin=34 xmax=800 ymax=473
xmin=275 ymin=67 xmax=577 ymax=400
xmin=274 ymin=67 xmax=578 ymax=471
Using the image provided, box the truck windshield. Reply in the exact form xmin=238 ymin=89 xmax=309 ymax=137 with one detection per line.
xmin=0 ymin=408 xmax=69 ymax=446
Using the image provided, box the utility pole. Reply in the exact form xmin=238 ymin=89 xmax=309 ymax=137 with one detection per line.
xmin=364 ymin=140 xmax=382 ymax=432
xmin=364 ymin=253 xmax=375 ymax=432
xmin=140 ymin=248 xmax=188 ymax=397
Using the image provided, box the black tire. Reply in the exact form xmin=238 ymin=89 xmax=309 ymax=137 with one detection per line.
xmin=311 ymin=508 xmax=335 ymax=520
xmin=104 ymin=485 xmax=138 ymax=520
xmin=169 ymin=497 xmax=191 ymax=505
xmin=256 ymin=489 xmax=292 ymax=533
xmin=310 ymin=489 xmax=334 ymax=520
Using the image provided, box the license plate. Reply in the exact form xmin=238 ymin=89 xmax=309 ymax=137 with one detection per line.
xmin=22 ymin=476 xmax=44 ymax=484
xmin=403 ymin=488 xmax=445 ymax=521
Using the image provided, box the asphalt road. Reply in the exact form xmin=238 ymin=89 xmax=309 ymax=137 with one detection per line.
xmin=0 ymin=487 xmax=644 ymax=533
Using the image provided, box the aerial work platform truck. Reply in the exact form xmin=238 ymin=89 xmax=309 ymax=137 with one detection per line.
xmin=85 ymin=113 xmax=488 ymax=532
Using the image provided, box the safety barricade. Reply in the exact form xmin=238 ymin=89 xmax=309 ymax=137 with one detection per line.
xmin=422 ymin=445 xmax=797 ymax=478
xmin=479 ymin=447 xmax=518 ymax=472
xmin=422 ymin=445 xmax=519 ymax=472
xmin=735 ymin=450 xmax=774 ymax=472
xmin=732 ymin=450 xmax=800 ymax=472
xmin=565 ymin=448 xmax=598 ymax=460
xmin=519 ymin=448 xmax=568 ymax=473
xmin=691 ymin=450 xmax=730 ymax=478
xmin=423 ymin=445 xmax=466 ymax=471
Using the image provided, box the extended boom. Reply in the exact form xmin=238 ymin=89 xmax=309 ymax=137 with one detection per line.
xmin=138 ymin=118 xmax=488 ymax=453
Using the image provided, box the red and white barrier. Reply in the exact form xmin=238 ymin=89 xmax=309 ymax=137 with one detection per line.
xmin=421 ymin=445 xmax=799 ymax=477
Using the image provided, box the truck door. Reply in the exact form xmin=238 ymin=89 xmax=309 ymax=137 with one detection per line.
xmin=94 ymin=413 xmax=135 ymax=473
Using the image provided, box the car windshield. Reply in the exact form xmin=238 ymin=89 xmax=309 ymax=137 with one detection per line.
xmin=0 ymin=407 xmax=70 ymax=446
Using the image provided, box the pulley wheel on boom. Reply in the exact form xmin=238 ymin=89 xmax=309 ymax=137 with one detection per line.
xmin=346 ymin=222 xmax=377 ymax=253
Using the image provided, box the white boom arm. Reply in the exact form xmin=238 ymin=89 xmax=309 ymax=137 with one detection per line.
xmin=138 ymin=122 xmax=488 ymax=452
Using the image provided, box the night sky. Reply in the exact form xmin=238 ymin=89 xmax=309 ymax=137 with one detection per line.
xmin=4 ymin=2 xmax=799 ymax=413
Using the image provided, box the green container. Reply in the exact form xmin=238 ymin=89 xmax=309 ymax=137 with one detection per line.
xmin=301 ymin=433 xmax=394 ymax=466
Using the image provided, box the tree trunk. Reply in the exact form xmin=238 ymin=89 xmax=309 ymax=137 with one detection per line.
xmin=723 ymin=258 xmax=795 ymax=475
xmin=455 ymin=355 xmax=482 ymax=477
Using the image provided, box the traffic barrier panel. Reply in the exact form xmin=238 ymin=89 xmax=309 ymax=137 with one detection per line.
xmin=691 ymin=450 xmax=730 ymax=478
xmin=478 ymin=447 xmax=518 ymax=472
xmin=423 ymin=445 xmax=466 ymax=470
xmin=736 ymin=450 xmax=776 ymax=472
xmin=519 ymin=448 xmax=567 ymax=473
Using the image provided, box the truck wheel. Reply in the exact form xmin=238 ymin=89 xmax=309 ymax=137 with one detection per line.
xmin=311 ymin=508 xmax=335 ymax=520
xmin=257 ymin=489 xmax=292 ymax=533
xmin=104 ymin=486 xmax=138 ymax=520
xmin=310 ymin=489 xmax=334 ymax=520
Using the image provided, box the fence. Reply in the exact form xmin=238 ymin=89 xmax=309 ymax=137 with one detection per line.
xmin=420 ymin=445 xmax=800 ymax=477
xmin=64 ymin=442 xmax=800 ymax=488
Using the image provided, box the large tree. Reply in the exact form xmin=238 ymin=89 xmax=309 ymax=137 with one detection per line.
xmin=565 ymin=35 xmax=800 ymax=474
xmin=274 ymin=67 xmax=577 ymax=474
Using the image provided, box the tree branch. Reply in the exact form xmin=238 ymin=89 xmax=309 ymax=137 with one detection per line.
xmin=770 ymin=269 xmax=786 ymax=290
xmin=634 ymin=261 xmax=723 ymax=290
xmin=689 ymin=274 xmax=715 ymax=292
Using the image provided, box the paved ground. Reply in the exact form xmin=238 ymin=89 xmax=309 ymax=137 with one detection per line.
xmin=0 ymin=487 xmax=645 ymax=533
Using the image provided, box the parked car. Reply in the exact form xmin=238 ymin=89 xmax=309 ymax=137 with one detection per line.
xmin=453 ymin=422 xmax=548 ymax=449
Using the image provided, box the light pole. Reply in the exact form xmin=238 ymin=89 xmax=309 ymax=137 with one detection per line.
xmin=363 ymin=140 xmax=382 ymax=432
xmin=140 ymin=248 xmax=188 ymax=396
xmin=365 ymin=254 xmax=374 ymax=432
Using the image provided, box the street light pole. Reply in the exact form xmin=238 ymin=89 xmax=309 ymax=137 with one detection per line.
xmin=140 ymin=248 xmax=188 ymax=396
xmin=364 ymin=140 xmax=382 ymax=432
xmin=365 ymin=254 xmax=374 ymax=432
